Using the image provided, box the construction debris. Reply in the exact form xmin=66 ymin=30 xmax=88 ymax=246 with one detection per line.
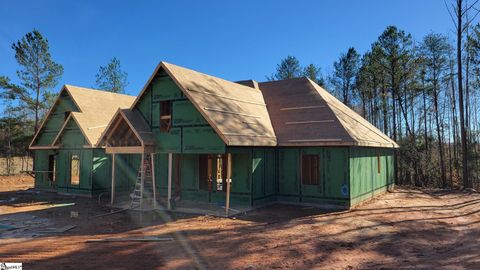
xmin=0 ymin=224 xmax=18 ymax=231
xmin=85 ymin=236 xmax=174 ymax=243
xmin=87 ymin=208 xmax=129 ymax=219
xmin=35 ymin=225 xmax=77 ymax=234
xmin=70 ymin=211 xmax=79 ymax=218
xmin=0 ymin=197 xmax=16 ymax=203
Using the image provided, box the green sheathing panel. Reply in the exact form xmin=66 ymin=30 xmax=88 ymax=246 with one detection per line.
xmin=55 ymin=149 xmax=93 ymax=196
xmin=252 ymin=148 xmax=277 ymax=205
xmin=183 ymin=127 xmax=225 ymax=153
xmin=229 ymin=149 xmax=252 ymax=206
xmin=136 ymin=90 xmax=152 ymax=126
xmin=324 ymin=148 xmax=349 ymax=199
xmin=135 ymin=70 xmax=226 ymax=154
xmin=177 ymin=150 xmax=253 ymax=206
xmin=301 ymin=147 xmax=349 ymax=207
xmin=150 ymin=75 xmax=184 ymax=129
xmin=35 ymin=91 xmax=79 ymax=146
xmin=46 ymin=148 xmax=138 ymax=196
xmin=152 ymin=76 xmax=184 ymax=101
xmin=151 ymin=102 xmax=160 ymax=127
xmin=56 ymin=118 xmax=88 ymax=148
xmin=91 ymin=149 xmax=111 ymax=195
xmin=349 ymin=147 xmax=395 ymax=206
xmin=34 ymin=150 xmax=56 ymax=189
xmin=173 ymin=100 xmax=208 ymax=126
xmin=154 ymin=128 xmax=182 ymax=153
xmin=152 ymin=150 xmax=253 ymax=206
xmin=179 ymin=154 xmax=209 ymax=202
xmin=277 ymin=147 xmax=350 ymax=207
xmin=154 ymin=153 xmax=169 ymax=196
xmin=278 ymin=148 xmax=300 ymax=202
xmin=301 ymin=148 xmax=325 ymax=198
xmin=112 ymin=154 xmax=141 ymax=194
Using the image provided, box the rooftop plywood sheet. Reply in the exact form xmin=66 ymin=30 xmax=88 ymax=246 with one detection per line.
xmin=258 ymin=77 xmax=398 ymax=148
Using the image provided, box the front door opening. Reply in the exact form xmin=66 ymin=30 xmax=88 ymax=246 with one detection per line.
xmin=48 ymin=154 xmax=56 ymax=183
xmin=199 ymin=155 xmax=213 ymax=191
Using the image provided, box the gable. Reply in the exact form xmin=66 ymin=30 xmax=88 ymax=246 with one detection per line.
xmin=99 ymin=111 xmax=142 ymax=147
xmin=133 ymin=68 xmax=225 ymax=153
xmin=132 ymin=62 xmax=277 ymax=147
xmin=53 ymin=116 xmax=89 ymax=148
xmin=135 ymin=71 xmax=188 ymax=127
xmin=31 ymin=89 xmax=80 ymax=147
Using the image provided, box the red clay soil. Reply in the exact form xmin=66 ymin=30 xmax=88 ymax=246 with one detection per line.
xmin=0 ymin=175 xmax=34 ymax=192
xmin=0 ymin=175 xmax=479 ymax=269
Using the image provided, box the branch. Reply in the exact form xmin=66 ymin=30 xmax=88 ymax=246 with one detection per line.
xmin=446 ymin=0 xmax=459 ymax=30
xmin=461 ymin=0 xmax=480 ymax=16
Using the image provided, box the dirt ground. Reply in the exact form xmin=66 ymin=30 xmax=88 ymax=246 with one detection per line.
xmin=0 ymin=175 xmax=34 ymax=192
xmin=0 ymin=175 xmax=479 ymax=269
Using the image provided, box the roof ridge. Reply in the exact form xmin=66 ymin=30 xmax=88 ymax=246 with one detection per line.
xmin=258 ymin=76 xmax=309 ymax=85
xmin=65 ymin=84 xmax=135 ymax=97
xmin=161 ymin=62 xmax=262 ymax=94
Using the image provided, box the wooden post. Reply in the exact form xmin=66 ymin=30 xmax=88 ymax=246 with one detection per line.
xmin=151 ymin=153 xmax=157 ymax=209
xmin=140 ymin=153 xmax=145 ymax=210
xmin=225 ymin=153 xmax=232 ymax=217
xmin=207 ymin=156 xmax=212 ymax=192
xmin=167 ymin=153 xmax=173 ymax=210
xmin=111 ymin=153 xmax=116 ymax=205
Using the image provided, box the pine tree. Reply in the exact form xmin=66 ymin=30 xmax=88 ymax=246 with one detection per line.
xmin=303 ymin=64 xmax=325 ymax=87
xmin=268 ymin=56 xmax=302 ymax=81
xmin=421 ymin=33 xmax=451 ymax=188
xmin=330 ymin=47 xmax=360 ymax=106
xmin=0 ymin=29 xmax=63 ymax=133
xmin=95 ymin=57 xmax=129 ymax=93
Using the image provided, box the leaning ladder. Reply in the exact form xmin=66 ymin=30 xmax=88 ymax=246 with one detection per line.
xmin=130 ymin=154 xmax=153 ymax=209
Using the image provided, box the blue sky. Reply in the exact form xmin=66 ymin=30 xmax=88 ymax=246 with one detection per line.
xmin=1 ymin=0 xmax=453 ymax=99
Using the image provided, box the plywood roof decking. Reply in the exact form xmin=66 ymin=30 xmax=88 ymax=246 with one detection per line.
xmin=29 ymin=85 xmax=136 ymax=149
xmin=132 ymin=62 xmax=277 ymax=146
xmin=258 ymin=78 xmax=399 ymax=148
xmin=309 ymin=80 xmax=399 ymax=148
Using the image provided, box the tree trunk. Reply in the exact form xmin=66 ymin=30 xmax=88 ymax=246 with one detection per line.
xmin=433 ymin=83 xmax=447 ymax=188
xmin=457 ymin=0 xmax=470 ymax=188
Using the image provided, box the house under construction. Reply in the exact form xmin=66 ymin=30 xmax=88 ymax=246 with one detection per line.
xmin=29 ymin=61 xmax=398 ymax=214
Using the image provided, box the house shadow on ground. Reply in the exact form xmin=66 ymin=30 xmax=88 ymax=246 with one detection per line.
xmin=0 ymin=187 xmax=479 ymax=269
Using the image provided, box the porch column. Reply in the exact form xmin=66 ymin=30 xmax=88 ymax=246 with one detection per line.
xmin=111 ymin=153 xmax=116 ymax=205
xmin=225 ymin=153 xmax=232 ymax=216
xmin=167 ymin=153 xmax=173 ymax=210
xmin=151 ymin=153 xmax=157 ymax=209
xmin=140 ymin=153 xmax=145 ymax=210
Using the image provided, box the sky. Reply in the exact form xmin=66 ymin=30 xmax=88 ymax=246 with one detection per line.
xmin=0 ymin=0 xmax=454 ymax=101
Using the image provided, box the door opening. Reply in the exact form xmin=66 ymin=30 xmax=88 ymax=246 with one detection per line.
xmin=48 ymin=154 xmax=56 ymax=184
